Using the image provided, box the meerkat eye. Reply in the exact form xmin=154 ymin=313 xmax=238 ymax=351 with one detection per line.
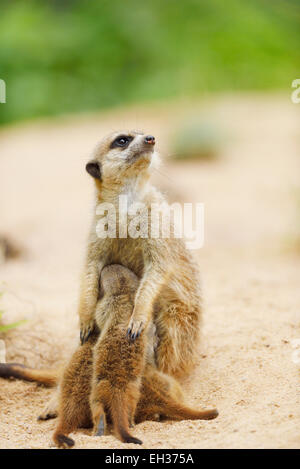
xmin=117 ymin=136 xmax=128 ymax=146
xmin=110 ymin=135 xmax=133 ymax=149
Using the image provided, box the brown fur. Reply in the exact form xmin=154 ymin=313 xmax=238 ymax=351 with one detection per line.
xmin=79 ymin=130 xmax=202 ymax=380
xmin=52 ymin=265 xmax=217 ymax=448
xmin=0 ymin=363 xmax=59 ymax=387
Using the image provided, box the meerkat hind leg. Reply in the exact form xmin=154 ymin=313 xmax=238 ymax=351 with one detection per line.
xmin=156 ymin=302 xmax=199 ymax=379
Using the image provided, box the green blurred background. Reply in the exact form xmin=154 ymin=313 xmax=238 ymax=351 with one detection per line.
xmin=0 ymin=0 xmax=299 ymax=126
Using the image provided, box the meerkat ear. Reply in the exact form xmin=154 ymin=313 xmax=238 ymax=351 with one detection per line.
xmin=86 ymin=161 xmax=102 ymax=180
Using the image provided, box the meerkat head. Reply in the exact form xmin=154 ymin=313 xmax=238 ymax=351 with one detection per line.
xmin=100 ymin=264 xmax=139 ymax=297
xmin=86 ymin=130 xmax=159 ymax=189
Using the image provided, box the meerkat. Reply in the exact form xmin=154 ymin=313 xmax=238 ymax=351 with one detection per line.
xmin=52 ymin=265 xmax=217 ymax=449
xmin=54 ymin=265 xmax=150 ymax=448
xmin=89 ymin=265 xmax=147 ymax=445
xmin=80 ymin=130 xmax=202 ymax=379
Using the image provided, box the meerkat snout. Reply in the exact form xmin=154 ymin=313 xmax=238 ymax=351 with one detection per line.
xmin=144 ymin=135 xmax=155 ymax=145
xmin=126 ymin=133 xmax=156 ymax=162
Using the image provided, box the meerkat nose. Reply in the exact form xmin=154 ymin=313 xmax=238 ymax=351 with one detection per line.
xmin=144 ymin=135 xmax=155 ymax=145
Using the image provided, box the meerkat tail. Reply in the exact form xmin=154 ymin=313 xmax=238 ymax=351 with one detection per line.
xmin=110 ymin=392 xmax=142 ymax=445
xmin=156 ymin=397 xmax=218 ymax=421
xmin=0 ymin=362 xmax=59 ymax=387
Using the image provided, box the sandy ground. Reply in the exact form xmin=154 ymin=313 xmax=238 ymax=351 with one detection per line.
xmin=0 ymin=94 xmax=299 ymax=449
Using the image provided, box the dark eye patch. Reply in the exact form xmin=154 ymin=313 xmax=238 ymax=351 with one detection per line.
xmin=110 ymin=134 xmax=133 ymax=149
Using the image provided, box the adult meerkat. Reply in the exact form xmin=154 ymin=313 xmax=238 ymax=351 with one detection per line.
xmin=80 ymin=130 xmax=202 ymax=379
xmin=0 ymin=130 xmax=203 ymax=418
xmin=53 ymin=265 xmax=217 ymax=449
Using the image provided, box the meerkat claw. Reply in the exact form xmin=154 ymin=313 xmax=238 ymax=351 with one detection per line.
xmin=80 ymin=330 xmax=88 ymax=345
xmin=80 ymin=322 xmax=94 ymax=344
xmin=127 ymin=320 xmax=144 ymax=341
xmin=126 ymin=328 xmax=135 ymax=341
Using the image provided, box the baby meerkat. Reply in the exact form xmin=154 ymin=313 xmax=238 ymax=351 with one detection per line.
xmin=52 ymin=265 xmax=217 ymax=449
xmin=80 ymin=130 xmax=202 ymax=379
xmin=89 ymin=265 xmax=147 ymax=445
xmin=53 ymin=265 xmax=147 ymax=448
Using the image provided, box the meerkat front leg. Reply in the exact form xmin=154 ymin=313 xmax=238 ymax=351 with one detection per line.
xmin=79 ymin=257 xmax=103 ymax=344
xmin=127 ymin=265 xmax=165 ymax=340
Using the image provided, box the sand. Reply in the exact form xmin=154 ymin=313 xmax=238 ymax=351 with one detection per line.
xmin=0 ymin=94 xmax=299 ymax=449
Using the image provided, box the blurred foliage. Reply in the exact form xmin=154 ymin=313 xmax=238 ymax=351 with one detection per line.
xmin=0 ymin=0 xmax=299 ymax=125
xmin=170 ymin=121 xmax=223 ymax=160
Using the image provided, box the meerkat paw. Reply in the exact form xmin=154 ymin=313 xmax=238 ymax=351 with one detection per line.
xmin=127 ymin=316 xmax=145 ymax=341
xmin=37 ymin=394 xmax=59 ymax=421
xmin=80 ymin=319 xmax=95 ymax=344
